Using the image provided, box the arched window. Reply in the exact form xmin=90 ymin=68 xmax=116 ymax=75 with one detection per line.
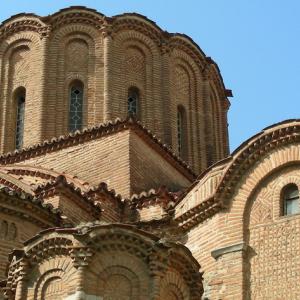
xmin=69 ymin=81 xmax=84 ymax=132
xmin=7 ymin=223 xmax=17 ymax=241
xmin=282 ymin=184 xmax=299 ymax=216
xmin=177 ymin=105 xmax=187 ymax=160
xmin=0 ymin=220 xmax=8 ymax=239
xmin=15 ymin=87 xmax=26 ymax=150
xmin=127 ymin=87 xmax=139 ymax=116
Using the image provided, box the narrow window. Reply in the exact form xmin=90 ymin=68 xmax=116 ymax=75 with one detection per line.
xmin=282 ymin=184 xmax=299 ymax=216
xmin=177 ymin=105 xmax=188 ymax=160
xmin=15 ymin=87 xmax=26 ymax=150
xmin=69 ymin=81 xmax=84 ymax=132
xmin=0 ymin=220 xmax=8 ymax=239
xmin=7 ymin=223 xmax=17 ymax=241
xmin=127 ymin=87 xmax=139 ymax=116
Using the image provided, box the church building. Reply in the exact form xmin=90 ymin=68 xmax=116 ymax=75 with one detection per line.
xmin=0 ymin=6 xmax=299 ymax=299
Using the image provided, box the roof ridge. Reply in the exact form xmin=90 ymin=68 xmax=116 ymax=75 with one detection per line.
xmin=34 ymin=175 xmax=101 ymax=218
xmin=0 ymin=185 xmax=62 ymax=218
xmin=0 ymin=117 xmax=196 ymax=179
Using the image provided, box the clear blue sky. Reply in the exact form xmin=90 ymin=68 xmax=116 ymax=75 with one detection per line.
xmin=1 ymin=1 xmax=299 ymax=152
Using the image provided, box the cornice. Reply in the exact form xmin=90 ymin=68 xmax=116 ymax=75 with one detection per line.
xmin=86 ymin=182 xmax=123 ymax=202
xmin=130 ymin=186 xmax=179 ymax=211
xmin=5 ymin=223 xmax=203 ymax=299
xmin=0 ymin=6 xmax=229 ymax=95
xmin=34 ymin=175 xmax=101 ymax=219
xmin=174 ymin=119 xmax=300 ymax=230
xmin=4 ymin=166 xmax=90 ymax=191
xmin=175 ymin=197 xmax=223 ymax=231
xmin=215 ymin=120 xmax=300 ymax=207
xmin=49 ymin=10 xmax=105 ymax=32
xmin=0 ymin=186 xmax=62 ymax=227
xmin=0 ymin=117 xmax=196 ymax=181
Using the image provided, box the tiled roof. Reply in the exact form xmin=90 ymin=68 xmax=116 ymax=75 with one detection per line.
xmin=0 ymin=117 xmax=196 ymax=180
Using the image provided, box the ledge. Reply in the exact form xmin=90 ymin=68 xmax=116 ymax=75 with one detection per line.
xmin=211 ymin=242 xmax=246 ymax=260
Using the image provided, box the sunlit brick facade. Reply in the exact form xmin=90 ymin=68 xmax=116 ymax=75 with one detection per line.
xmin=0 ymin=7 xmax=299 ymax=300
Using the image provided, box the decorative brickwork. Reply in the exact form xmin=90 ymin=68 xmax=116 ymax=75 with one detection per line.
xmin=4 ymin=224 xmax=203 ymax=300
xmin=0 ymin=6 xmax=298 ymax=300
xmin=0 ymin=6 xmax=231 ymax=174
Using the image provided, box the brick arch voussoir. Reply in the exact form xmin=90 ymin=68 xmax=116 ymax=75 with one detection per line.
xmin=224 ymin=145 xmax=300 ymax=244
xmin=2 ymin=165 xmax=90 ymax=191
xmin=171 ymin=51 xmax=202 ymax=113
xmin=49 ymin=8 xmax=105 ymax=31
xmin=171 ymin=48 xmax=202 ymax=80
xmin=0 ymin=170 xmax=33 ymax=193
xmin=0 ymin=31 xmax=41 ymax=55
xmin=216 ymin=125 xmax=300 ymax=207
xmin=31 ymin=256 xmax=77 ymax=300
xmin=160 ymin=270 xmax=189 ymax=299
xmin=112 ymin=16 xmax=162 ymax=45
xmin=50 ymin=22 xmax=101 ymax=44
xmin=171 ymin=54 xmax=200 ymax=164
xmin=209 ymin=81 xmax=224 ymax=157
xmin=25 ymin=236 xmax=74 ymax=266
xmin=98 ymin=265 xmax=140 ymax=298
xmin=273 ymin=174 xmax=300 ymax=200
xmin=114 ymin=29 xmax=160 ymax=59
xmin=0 ymin=16 xmax=47 ymax=45
xmin=126 ymin=81 xmax=144 ymax=95
xmin=90 ymin=251 xmax=150 ymax=298
xmin=206 ymin=63 xmax=226 ymax=98
xmin=243 ymin=164 xmax=300 ymax=233
xmin=168 ymin=35 xmax=206 ymax=69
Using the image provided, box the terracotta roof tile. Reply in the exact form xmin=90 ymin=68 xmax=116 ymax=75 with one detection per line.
xmin=0 ymin=117 xmax=196 ymax=180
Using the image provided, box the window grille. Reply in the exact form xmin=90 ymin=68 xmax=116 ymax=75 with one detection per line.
xmin=128 ymin=87 xmax=139 ymax=116
xmin=282 ymin=184 xmax=299 ymax=216
xmin=69 ymin=83 xmax=83 ymax=132
xmin=15 ymin=91 xmax=25 ymax=150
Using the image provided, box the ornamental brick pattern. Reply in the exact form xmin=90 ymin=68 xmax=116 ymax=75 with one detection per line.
xmin=0 ymin=6 xmax=231 ymax=174
xmin=0 ymin=6 xmax=299 ymax=300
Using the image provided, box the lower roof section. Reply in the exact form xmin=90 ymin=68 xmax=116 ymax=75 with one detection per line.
xmin=0 ymin=118 xmax=193 ymax=198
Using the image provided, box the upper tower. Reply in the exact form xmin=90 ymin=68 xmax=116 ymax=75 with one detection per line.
xmin=0 ymin=6 xmax=232 ymax=174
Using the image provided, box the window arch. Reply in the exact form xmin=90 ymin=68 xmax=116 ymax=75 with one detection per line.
xmin=177 ymin=105 xmax=188 ymax=160
xmin=127 ymin=87 xmax=139 ymax=116
xmin=0 ymin=220 xmax=8 ymax=239
xmin=7 ymin=223 xmax=17 ymax=241
xmin=69 ymin=81 xmax=84 ymax=132
xmin=282 ymin=184 xmax=299 ymax=216
xmin=14 ymin=87 xmax=26 ymax=150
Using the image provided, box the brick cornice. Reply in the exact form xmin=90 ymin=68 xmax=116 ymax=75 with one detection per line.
xmin=5 ymin=223 xmax=203 ymax=299
xmin=130 ymin=186 xmax=179 ymax=211
xmin=0 ymin=186 xmax=62 ymax=227
xmin=0 ymin=6 xmax=229 ymax=96
xmin=4 ymin=166 xmax=89 ymax=191
xmin=175 ymin=119 xmax=300 ymax=230
xmin=0 ymin=117 xmax=196 ymax=181
xmin=216 ymin=120 xmax=300 ymax=207
xmin=34 ymin=175 xmax=102 ymax=219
